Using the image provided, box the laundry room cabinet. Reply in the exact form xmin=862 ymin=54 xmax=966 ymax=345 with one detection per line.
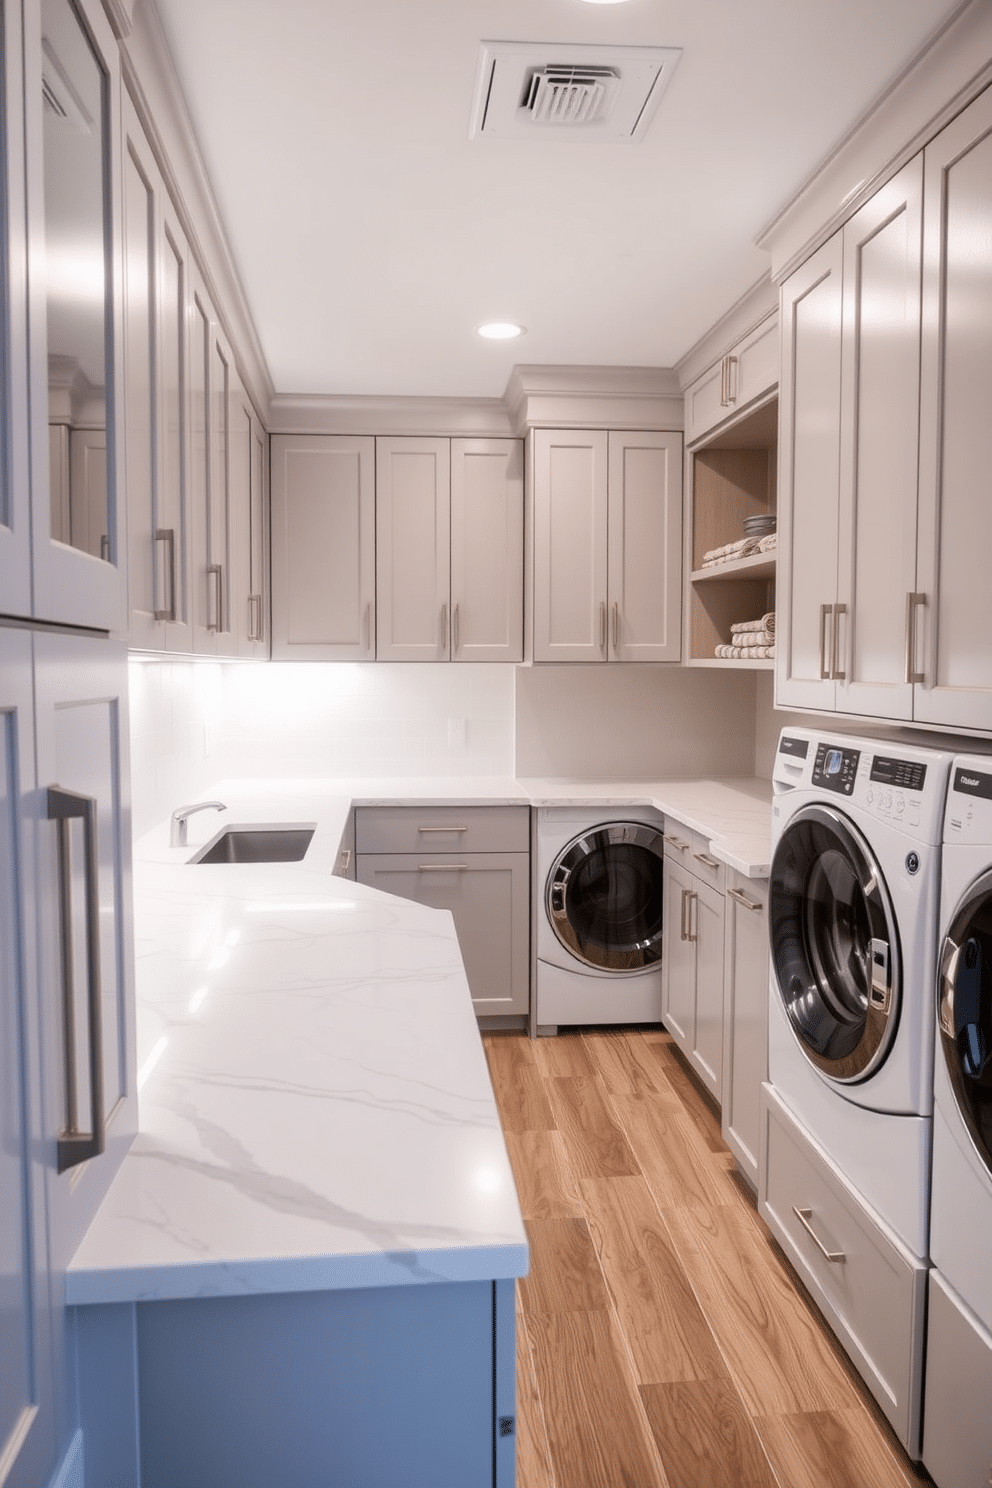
xmin=660 ymin=825 xmax=726 ymax=1101
xmin=683 ymin=310 xmax=779 ymax=448
xmin=529 ymin=428 xmax=682 ymax=663
xmin=720 ymin=871 xmax=769 ymax=1188
xmin=354 ymin=806 xmax=530 ymax=1018
xmin=778 ymin=85 xmax=992 ymax=732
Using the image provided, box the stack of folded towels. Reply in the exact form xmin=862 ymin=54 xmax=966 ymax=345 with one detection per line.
xmin=715 ymin=612 xmax=776 ymax=660
xmin=700 ymin=531 xmax=777 ymax=569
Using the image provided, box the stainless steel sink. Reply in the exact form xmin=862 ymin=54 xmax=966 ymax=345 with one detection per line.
xmin=191 ymin=827 xmax=315 ymax=864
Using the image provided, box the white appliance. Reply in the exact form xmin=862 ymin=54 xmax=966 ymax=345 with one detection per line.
xmin=922 ymin=755 xmax=992 ymax=1488
xmin=766 ymin=726 xmax=952 ymax=1251
xmin=535 ymin=806 xmax=666 ymax=1031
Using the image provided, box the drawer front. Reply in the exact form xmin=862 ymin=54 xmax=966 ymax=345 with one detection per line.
xmin=661 ymin=820 xmax=725 ymax=893
xmin=355 ymin=804 xmax=530 ymax=854
xmin=759 ymin=1085 xmax=925 ymax=1454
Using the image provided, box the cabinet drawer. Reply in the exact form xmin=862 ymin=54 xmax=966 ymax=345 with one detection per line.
xmin=355 ymin=804 xmax=530 ymax=854
xmin=759 ymin=1085 xmax=925 ymax=1453
xmin=661 ymin=820 xmax=725 ymax=893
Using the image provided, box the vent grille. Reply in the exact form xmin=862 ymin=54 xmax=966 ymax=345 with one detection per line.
xmin=522 ymin=66 xmax=619 ymax=127
xmin=470 ymin=41 xmax=681 ymax=144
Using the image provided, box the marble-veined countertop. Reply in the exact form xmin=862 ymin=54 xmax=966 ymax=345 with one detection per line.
xmin=67 ymin=774 xmax=771 ymax=1307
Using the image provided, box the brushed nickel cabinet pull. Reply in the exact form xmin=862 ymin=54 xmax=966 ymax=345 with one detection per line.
xmin=679 ymin=887 xmax=689 ymax=942
xmin=440 ymin=602 xmax=448 ymax=652
xmin=663 ymin=833 xmax=690 ymax=852
xmin=453 ymin=602 xmax=460 ymax=655
xmin=728 ymin=886 xmax=763 ymax=913
xmin=819 ymin=603 xmax=832 ymax=681
xmin=599 ymin=601 xmax=607 ymax=652
xmin=793 ymin=1206 xmax=845 ymax=1263
xmin=418 ymin=825 xmax=468 ymax=833
xmin=693 ymin=851 xmax=720 ymax=871
xmin=831 ymin=603 xmax=847 ymax=681
xmin=364 ymin=602 xmax=372 ymax=652
xmin=612 ymin=602 xmax=619 ymax=651
xmin=154 ymin=528 xmax=177 ymax=621
xmin=686 ymin=889 xmax=698 ymax=943
xmin=207 ymin=563 xmax=223 ymax=632
xmin=247 ymin=593 xmax=263 ymax=642
xmin=721 ymin=353 xmax=739 ymax=407
xmin=905 ymin=592 xmax=926 ymax=685
xmin=48 ymin=787 xmax=105 ymax=1173
xmin=418 ymin=863 xmax=467 ymax=872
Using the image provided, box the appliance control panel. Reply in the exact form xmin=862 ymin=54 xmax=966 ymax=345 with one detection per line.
xmin=811 ymin=743 xmax=859 ymax=795
xmin=945 ymin=756 xmax=992 ymax=841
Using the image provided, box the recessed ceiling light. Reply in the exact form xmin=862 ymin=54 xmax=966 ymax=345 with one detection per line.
xmin=476 ymin=321 xmax=526 ymax=340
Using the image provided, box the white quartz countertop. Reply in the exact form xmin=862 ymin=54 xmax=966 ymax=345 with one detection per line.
xmin=67 ymin=774 xmax=771 ymax=1308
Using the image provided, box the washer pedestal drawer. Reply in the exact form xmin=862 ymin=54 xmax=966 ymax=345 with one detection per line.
xmin=758 ymin=1083 xmax=926 ymax=1459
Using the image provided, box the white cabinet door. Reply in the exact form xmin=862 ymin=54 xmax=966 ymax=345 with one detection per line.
xmin=776 ymin=233 xmax=844 ymax=709
xmin=835 ymin=158 xmax=923 ymax=722
xmin=450 ymin=438 xmax=523 ymax=663
xmin=1 ymin=0 xmax=33 ymax=620
xmin=25 ymin=0 xmax=128 ymax=632
xmin=532 ymin=428 xmax=609 ymax=662
xmin=684 ymin=313 xmax=779 ymax=447
xmin=607 ymin=430 xmax=682 ymax=662
xmin=270 ymin=434 xmax=375 ymax=660
xmin=721 ymin=873 xmax=768 ymax=1187
xmin=915 ymin=86 xmax=992 ymax=731
xmin=661 ymin=855 xmax=694 ymax=1052
xmin=0 ymin=630 xmax=57 ymax=1488
xmin=376 ymin=437 xmax=450 ymax=661
xmin=691 ymin=877 xmax=726 ymax=1102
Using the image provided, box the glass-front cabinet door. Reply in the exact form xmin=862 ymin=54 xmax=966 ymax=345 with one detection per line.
xmin=24 ymin=0 xmax=127 ymax=631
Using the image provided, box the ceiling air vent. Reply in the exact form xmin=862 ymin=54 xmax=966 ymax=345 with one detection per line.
xmin=470 ymin=41 xmax=681 ymax=143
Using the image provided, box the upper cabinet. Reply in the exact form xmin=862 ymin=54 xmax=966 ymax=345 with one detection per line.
xmin=530 ymin=428 xmax=682 ymax=663
xmin=1 ymin=0 xmax=33 ymax=619
xmin=778 ymin=88 xmax=992 ymax=733
xmin=684 ymin=312 xmax=779 ymax=448
xmin=24 ymin=0 xmax=128 ymax=632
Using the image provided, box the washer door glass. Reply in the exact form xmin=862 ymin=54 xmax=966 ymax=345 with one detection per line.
xmin=547 ymin=822 xmax=665 ymax=972
xmin=769 ymin=803 xmax=901 ymax=1082
xmin=938 ymin=871 xmax=992 ymax=1178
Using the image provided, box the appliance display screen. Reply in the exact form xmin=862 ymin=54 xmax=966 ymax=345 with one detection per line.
xmin=869 ymin=756 xmax=927 ymax=791
xmin=811 ymin=743 xmax=859 ymax=795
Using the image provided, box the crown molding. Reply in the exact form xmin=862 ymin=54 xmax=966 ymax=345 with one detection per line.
xmin=269 ymin=395 xmax=515 ymax=438
xmin=757 ymin=0 xmax=992 ymax=283
xmin=121 ymin=2 xmax=274 ymax=420
xmin=505 ymin=364 xmax=684 ymax=433
xmin=675 ymin=276 xmax=777 ymax=392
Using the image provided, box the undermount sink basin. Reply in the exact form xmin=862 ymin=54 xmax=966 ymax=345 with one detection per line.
xmin=191 ymin=827 xmax=315 ymax=865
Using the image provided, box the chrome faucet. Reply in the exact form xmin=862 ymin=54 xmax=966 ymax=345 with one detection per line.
xmin=170 ymin=801 xmax=227 ymax=849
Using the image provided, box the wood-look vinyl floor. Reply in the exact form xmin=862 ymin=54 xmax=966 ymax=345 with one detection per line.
xmin=484 ymin=1027 xmax=934 ymax=1488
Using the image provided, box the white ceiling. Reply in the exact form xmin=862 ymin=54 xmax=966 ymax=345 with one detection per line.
xmin=152 ymin=0 xmax=963 ymax=401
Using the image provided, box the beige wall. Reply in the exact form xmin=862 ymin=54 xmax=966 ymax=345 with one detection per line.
xmin=514 ymin=665 xmax=758 ymax=779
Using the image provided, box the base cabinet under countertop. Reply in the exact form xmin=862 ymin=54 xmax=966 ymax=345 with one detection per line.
xmin=355 ymin=805 xmax=530 ymax=1019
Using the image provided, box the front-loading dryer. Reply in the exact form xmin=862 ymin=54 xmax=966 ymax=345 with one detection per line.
xmin=923 ymin=754 xmax=992 ymax=1488
xmin=535 ymin=806 xmax=666 ymax=1032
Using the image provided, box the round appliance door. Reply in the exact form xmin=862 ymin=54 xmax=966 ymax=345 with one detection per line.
xmin=769 ymin=803 xmax=901 ymax=1082
xmin=546 ymin=821 xmax=665 ymax=972
xmin=938 ymin=871 xmax=992 ymax=1178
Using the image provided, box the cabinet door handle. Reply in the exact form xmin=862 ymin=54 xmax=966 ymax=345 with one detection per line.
xmin=905 ymin=592 xmax=926 ymax=685
xmin=818 ymin=604 xmax=832 ymax=681
xmin=831 ymin=603 xmax=847 ymax=681
xmin=679 ymin=887 xmax=689 ymax=942
xmin=663 ymin=833 xmax=690 ymax=852
xmin=207 ymin=564 xmax=223 ymax=632
xmin=338 ymin=848 xmax=351 ymax=874
xmin=453 ymin=602 xmax=460 ymax=655
xmin=418 ymin=825 xmax=468 ymax=833
xmin=364 ymin=602 xmax=372 ymax=653
xmin=728 ymin=886 xmax=763 ymax=913
xmin=721 ymin=354 xmax=739 ymax=408
xmin=612 ymin=602 xmax=619 ymax=651
xmin=686 ymin=889 xmax=698 ymax=943
xmin=247 ymin=593 xmax=263 ymax=642
xmin=48 ymin=787 xmax=105 ymax=1174
xmin=693 ymin=851 xmax=720 ymax=871
xmin=417 ymin=863 xmax=468 ymax=872
xmin=792 ymin=1206 xmax=845 ymax=1263
xmin=441 ymin=602 xmax=448 ymax=653
xmin=599 ymin=601 xmax=607 ymax=653
xmin=153 ymin=528 xmax=177 ymax=622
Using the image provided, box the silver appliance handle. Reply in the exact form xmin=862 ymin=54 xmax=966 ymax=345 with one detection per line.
xmin=793 ymin=1206 xmax=845 ymax=1263
xmin=48 ymin=786 xmax=105 ymax=1174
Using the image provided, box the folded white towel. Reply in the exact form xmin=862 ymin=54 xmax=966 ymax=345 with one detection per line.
xmin=701 ymin=536 xmax=762 ymax=567
xmin=730 ymin=613 xmax=776 ymax=637
xmin=715 ymin=643 xmax=776 ymax=660
xmin=757 ymin=533 xmax=778 ymax=553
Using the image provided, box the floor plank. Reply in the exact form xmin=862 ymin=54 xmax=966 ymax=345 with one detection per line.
xmin=579 ymin=1175 xmax=729 ymax=1386
xmin=524 ymin=1309 xmax=670 ymax=1488
xmin=643 ymin=1034 xmax=728 ymax=1154
xmin=531 ymin=1030 xmax=595 ymax=1079
xmin=609 ymin=1091 xmax=737 ymax=1210
xmin=545 ymin=1075 xmax=641 ymax=1179
xmin=580 ymin=1029 xmax=667 ymax=1097
xmin=518 ymin=1217 xmax=612 ymax=1316
xmin=485 ymin=1037 xmax=557 ymax=1133
xmin=515 ymin=1289 xmax=557 ymax=1488
xmin=754 ymin=1408 xmax=919 ymax=1488
xmin=639 ymin=1378 xmax=780 ymax=1488
xmin=503 ymin=1129 xmax=584 ymax=1220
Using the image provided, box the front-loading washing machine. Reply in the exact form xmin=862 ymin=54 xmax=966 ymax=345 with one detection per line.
xmin=922 ymin=754 xmax=992 ymax=1488
xmin=535 ymin=806 xmax=666 ymax=1032
xmin=760 ymin=726 xmax=952 ymax=1456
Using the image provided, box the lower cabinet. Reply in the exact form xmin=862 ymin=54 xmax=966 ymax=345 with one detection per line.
xmin=721 ymin=872 xmax=769 ymax=1188
xmin=355 ymin=806 xmax=530 ymax=1019
xmin=661 ymin=826 xmax=726 ymax=1101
